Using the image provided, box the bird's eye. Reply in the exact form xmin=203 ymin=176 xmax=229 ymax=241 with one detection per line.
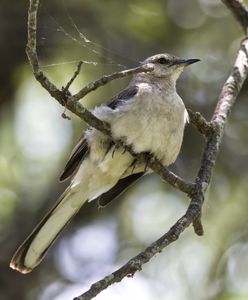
xmin=157 ymin=57 xmax=169 ymax=64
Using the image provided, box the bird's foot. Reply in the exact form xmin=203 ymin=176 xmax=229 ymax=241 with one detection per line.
xmin=136 ymin=151 xmax=153 ymax=172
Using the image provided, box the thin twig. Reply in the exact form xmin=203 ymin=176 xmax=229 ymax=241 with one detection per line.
xmin=137 ymin=151 xmax=195 ymax=194
xmin=187 ymin=109 xmax=213 ymax=136
xmin=70 ymin=64 xmax=154 ymax=101
xmin=63 ymin=60 xmax=83 ymax=92
xmin=61 ymin=61 xmax=83 ymax=120
xmin=222 ymin=0 xmax=248 ymax=33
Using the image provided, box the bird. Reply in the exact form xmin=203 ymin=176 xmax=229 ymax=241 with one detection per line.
xmin=10 ymin=53 xmax=200 ymax=274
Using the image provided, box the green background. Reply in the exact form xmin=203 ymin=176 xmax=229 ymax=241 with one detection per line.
xmin=0 ymin=1 xmax=248 ymax=299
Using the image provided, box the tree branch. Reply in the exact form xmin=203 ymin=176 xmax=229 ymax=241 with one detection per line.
xmin=24 ymin=0 xmax=248 ymax=299
xmin=187 ymin=109 xmax=213 ymax=136
xmin=63 ymin=60 xmax=83 ymax=93
xmin=70 ymin=64 xmax=154 ymax=102
xmin=222 ymin=0 xmax=248 ymax=33
xmin=73 ymin=200 xmax=201 ymax=300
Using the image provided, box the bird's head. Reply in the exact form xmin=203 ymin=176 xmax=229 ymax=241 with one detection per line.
xmin=142 ymin=53 xmax=200 ymax=82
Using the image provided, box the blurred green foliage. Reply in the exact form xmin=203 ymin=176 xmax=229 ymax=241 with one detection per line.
xmin=0 ymin=0 xmax=248 ymax=300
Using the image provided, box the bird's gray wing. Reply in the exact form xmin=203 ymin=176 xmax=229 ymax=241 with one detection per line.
xmin=97 ymin=172 xmax=144 ymax=207
xmin=95 ymin=85 xmax=142 ymax=206
xmin=59 ymin=136 xmax=88 ymax=181
xmin=59 ymin=85 xmax=139 ymax=182
xmin=106 ymin=84 xmax=139 ymax=109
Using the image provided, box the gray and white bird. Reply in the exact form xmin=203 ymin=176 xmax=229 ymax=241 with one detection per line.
xmin=10 ymin=53 xmax=199 ymax=273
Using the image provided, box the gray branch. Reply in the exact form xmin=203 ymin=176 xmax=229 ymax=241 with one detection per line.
xmin=70 ymin=64 xmax=154 ymax=101
xmin=63 ymin=60 xmax=83 ymax=93
xmin=25 ymin=0 xmax=248 ymax=299
xmin=222 ymin=0 xmax=248 ymax=33
xmin=187 ymin=109 xmax=213 ymax=136
xmin=73 ymin=201 xmax=201 ymax=300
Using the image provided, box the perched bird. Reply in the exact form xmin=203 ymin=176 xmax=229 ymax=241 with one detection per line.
xmin=10 ymin=53 xmax=199 ymax=273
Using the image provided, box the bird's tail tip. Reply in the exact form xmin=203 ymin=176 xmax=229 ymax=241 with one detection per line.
xmin=9 ymin=258 xmax=33 ymax=274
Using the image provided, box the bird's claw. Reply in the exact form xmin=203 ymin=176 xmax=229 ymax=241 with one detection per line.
xmin=142 ymin=152 xmax=152 ymax=172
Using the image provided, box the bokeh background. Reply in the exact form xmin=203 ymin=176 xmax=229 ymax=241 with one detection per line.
xmin=1 ymin=0 xmax=248 ymax=299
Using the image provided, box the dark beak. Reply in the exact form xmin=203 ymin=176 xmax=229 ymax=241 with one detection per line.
xmin=173 ymin=58 xmax=200 ymax=66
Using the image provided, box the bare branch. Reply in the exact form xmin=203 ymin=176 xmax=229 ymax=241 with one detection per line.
xmin=71 ymin=64 xmax=154 ymax=102
xmin=192 ymin=214 xmax=204 ymax=236
xmin=63 ymin=61 xmax=83 ymax=93
xmin=139 ymin=153 xmax=195 ymax=194
xmin=26 ymin=0 xmax=62 ymax=100
xmin=212 ymin=38 xmax=248 ymax=127
xmin=195 ymin=34 xmax=248 ymax=194
xmin=187 ymin=109 xmax=213 ymax=136
xmin=73 ymin=200 xmax=201 ymax=300
xmin=222 ymin=0 xmax=248 ymax=33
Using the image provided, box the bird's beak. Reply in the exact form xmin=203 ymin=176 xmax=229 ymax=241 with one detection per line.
xmin=172 ymin=58 xmax=200 ymax=67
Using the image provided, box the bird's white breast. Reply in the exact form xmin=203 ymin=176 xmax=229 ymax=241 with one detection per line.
xmin=103 ymin=82 xmax=187 ymax=166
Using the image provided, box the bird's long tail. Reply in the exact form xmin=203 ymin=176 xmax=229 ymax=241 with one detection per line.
xmin=9 ymin=185 xmax=88 ymax=274
xmin=10 ymin=146 xmax=134 ymax=274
